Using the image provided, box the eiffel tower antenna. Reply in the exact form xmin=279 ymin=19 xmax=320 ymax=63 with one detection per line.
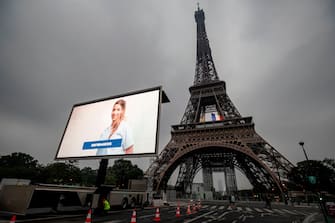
xmin=194 ymin=5 xmax=219 ymax=86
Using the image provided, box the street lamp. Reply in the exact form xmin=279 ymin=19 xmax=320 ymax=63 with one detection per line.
xmin=298 ymin=141 xmax=309 ymax=161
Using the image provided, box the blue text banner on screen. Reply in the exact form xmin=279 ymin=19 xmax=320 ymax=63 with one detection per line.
xmin=82 ymin=139 xmax=122 ymax=150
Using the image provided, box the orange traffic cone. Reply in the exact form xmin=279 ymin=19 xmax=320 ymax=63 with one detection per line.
xmin=176 ymin=205 xmax=181 ymax=217
xmin=153 ymin=207 xmax=161 ymax=222
xmin=130 ymin=209 xmax=136 ymax=223
xmin=197 ymin=200 xmax=202 ymax=209
xmin=186 ymin=204 xmax=191 ymax=215
xmin=84 ymin=209 xmax=92 ymax=223
xmin=192 ymin=203 xmax=197 ymax=213
xmin=9 ymin=215 xmax=16 ymax=223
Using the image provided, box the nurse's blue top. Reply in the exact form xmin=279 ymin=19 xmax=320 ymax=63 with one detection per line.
xmin=96 ymin=120 xmax=134 ymax=155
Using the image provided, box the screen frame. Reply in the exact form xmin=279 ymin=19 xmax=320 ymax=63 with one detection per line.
xmin=55 ymin=86 xmax=162 ymax=160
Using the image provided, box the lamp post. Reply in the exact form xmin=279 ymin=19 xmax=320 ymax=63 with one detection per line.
xmin=298 ymin=141 xmax=309 ymax=161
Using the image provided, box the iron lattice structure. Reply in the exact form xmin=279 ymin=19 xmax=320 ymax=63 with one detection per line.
xmin=147 ymin=7 xmax=293 ymax=196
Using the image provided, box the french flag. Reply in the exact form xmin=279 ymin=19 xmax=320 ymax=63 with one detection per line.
xmin=211 ymin=112 xmax=224 ymax=121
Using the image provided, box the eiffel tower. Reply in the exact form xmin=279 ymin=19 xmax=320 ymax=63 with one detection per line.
xmin=147 ymin=6 xmax=294 ymax=197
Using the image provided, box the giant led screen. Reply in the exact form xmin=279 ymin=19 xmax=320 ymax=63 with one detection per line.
xmin=55 ymin=87 xmax=161 ymax=159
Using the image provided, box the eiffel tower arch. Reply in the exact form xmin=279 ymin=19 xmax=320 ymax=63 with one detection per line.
xmin=147 ymin=7 xmax=294 ymax=198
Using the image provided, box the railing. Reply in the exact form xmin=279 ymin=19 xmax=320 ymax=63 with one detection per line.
xmin=171 ymin=117 xmax=253 ymax=132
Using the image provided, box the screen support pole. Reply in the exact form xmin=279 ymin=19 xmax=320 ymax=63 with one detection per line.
xmin=95 ymin=158 xmax=108 ymax=187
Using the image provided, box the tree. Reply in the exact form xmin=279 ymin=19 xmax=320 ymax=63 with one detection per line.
xmin=288 ymin=159 xmax=335 ymax=194
xmin=322 ymin=158 xmax=335 ymax=190
xmin=0 ymin=152 xmax=38 ymax=167
xmin=323 ymin=158 xmax=335 ymax=172
xmin=80 ymin=167 xmax=97 ymax=186
xmin=0 ymin=152 xmax=42 ymax=182
xmin=40 ymin=162 xmax=81 ymax=184
xmin=105 ymin=159 xmax=143 ymax=188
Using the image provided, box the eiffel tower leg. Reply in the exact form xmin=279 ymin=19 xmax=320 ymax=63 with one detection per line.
xmin=175 ymin=157 xmax=195 ymax=198
xmin=202 ymin=167 xmax=213 ymax=200
xmin=224 ymin=166 xmax=237 ymax=196
xmin=174 ymin=155 xmax=205 ymax=199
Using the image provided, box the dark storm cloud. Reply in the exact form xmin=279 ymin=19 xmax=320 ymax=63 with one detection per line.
xmin=0 ymin=1 xmax=185 ymax=120
xmin=1 ymin=0 xmax=334 ymax=177
xmin=248 ymin=30 xmax=335 ymax=162
xmin=0 ymin=0 xmax=194 ymax=166
xmin=203 ymin=0 xmax=335 ymax=163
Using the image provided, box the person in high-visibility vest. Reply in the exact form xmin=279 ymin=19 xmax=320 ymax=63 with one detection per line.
xmin=102 ymin=197 xmax=110 ymax=214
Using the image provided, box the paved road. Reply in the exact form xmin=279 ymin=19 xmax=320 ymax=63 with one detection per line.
xmin=0 ymin=201 xmax=320 ymax=223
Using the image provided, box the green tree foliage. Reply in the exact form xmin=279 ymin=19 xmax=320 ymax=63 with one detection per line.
xmin=0 ymin=152 xmax=38 ymax=167
xmin=80 ymin=167 xmax=97 ymax=186
xmin=40 ymin=162 xmax=81 ymax=185
xmin=322 ymin=158 xmax=335 ymax=190
xmin=323 ymin=158 xmax=335 ymax=172
xmin=288 ymin=159 xmax=335 ymax=194
xmin=105 ymin=159 xmax=143 ymax=188
xmin=0 ymin=152 xmax=42 ymax=182
xmin=1 ymin=153 xmax=148 ymax=188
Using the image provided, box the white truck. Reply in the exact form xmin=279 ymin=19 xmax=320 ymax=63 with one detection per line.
xmin=92 ymin=179 xmax=149 ymax=210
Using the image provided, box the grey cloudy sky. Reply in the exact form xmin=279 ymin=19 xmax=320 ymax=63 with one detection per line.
xmin=1 ymin=1 xmax=334 ymax=188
